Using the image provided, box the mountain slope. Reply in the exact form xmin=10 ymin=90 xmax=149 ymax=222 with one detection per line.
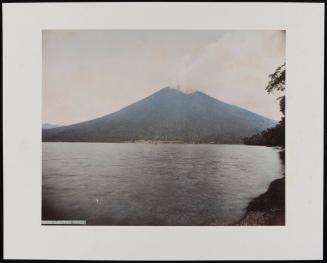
xmin=42 ymin=123 xmax=62 ymax=130
xmin=43 ymin=87 xmax=277 ymax=143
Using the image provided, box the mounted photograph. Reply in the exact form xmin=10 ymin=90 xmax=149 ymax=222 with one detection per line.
xmin=42 ymin=30 xmax=286 ymax=226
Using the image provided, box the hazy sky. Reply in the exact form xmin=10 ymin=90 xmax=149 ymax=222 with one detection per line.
xmin=43 ymin=30 xmax=285 ymax=125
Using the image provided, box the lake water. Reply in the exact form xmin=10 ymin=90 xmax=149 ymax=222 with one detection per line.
xmin=42 ymin=143 xmax=284 ymax=225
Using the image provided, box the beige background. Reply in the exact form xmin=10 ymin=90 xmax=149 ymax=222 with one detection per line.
xmin=3 ymin=2 xmax=324 ymax=260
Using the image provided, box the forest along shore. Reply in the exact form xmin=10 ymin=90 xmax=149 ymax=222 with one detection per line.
xmin=124 ymin=140 xmax=242 ymax=144
xmin=234 ymin=149 xmax=285 ymax=226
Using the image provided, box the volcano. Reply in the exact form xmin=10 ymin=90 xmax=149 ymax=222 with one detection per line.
xmin=42 ymin=87 xmax=276 ymax=143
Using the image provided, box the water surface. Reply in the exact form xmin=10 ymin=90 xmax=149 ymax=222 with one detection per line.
xmin=42 ymin=143 xmax=284 ymax=225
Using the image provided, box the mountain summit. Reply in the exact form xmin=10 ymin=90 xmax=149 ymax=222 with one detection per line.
xmin=43 ymin=87 xmax=276 ymax=143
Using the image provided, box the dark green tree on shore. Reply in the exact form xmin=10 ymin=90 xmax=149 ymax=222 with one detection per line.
xmin=244 ymin=63 xmax=285 ymax=147
xmin=266 ymin=63 xmax=285 ymax=126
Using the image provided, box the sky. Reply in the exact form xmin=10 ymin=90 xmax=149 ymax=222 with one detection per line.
xmin=43 ymin=30 xmax=285 ymax=125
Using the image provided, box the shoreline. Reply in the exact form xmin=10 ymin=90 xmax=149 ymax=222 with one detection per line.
xmin=233 ymin=176 xmax=285 ymax=226
xmin=42 ymin=140 xmax=263 ymax=146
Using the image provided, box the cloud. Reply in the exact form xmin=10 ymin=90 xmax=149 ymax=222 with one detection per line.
xmin=169 ymin=31 xmax=285 ymax=119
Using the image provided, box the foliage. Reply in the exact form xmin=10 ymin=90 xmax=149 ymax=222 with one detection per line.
xmin=244 ymin=63 xmax=285 ymax=147
xmin=266 ymin=63 xmax=285 ymax=94
xmin=266 ymin=63 xmax=285 ymax=118
xmin=244 ymin=123 xmax=284 ymax=146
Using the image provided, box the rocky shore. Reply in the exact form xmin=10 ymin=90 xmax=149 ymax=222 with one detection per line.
xmin=234 ymin=177 xmax=285 ymax=225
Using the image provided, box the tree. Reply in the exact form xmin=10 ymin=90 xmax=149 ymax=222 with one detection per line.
xmin=244 ymin=63 xmax=285 ymax=147
xmin=266 ymin=63 xmax=285 ymax=125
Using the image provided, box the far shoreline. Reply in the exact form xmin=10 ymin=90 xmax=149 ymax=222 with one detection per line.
xmin=42 ymin=140 xmax=283 ymax=148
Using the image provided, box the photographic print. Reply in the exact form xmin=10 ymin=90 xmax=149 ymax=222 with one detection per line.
xmin=42 ymin=30 xmax=286 ymax=226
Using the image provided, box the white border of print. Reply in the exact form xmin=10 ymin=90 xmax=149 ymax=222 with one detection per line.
xmin=3 ymin=2 xmax=324 ymax=260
